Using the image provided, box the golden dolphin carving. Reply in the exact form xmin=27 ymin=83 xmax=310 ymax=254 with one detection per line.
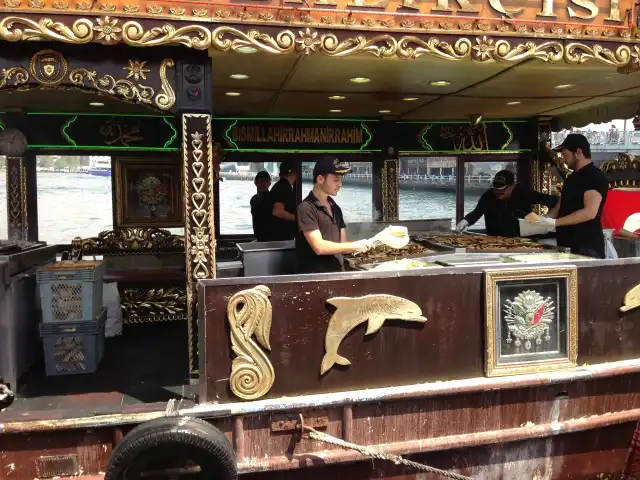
xmin=320 ymin=294 xmax=427 ymax=375
xmin=621 ymin=283 xmax=640 ymax=313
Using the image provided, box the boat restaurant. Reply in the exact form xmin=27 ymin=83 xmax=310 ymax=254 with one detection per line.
xmin=0 ymin=0 xmax=639 ymax=477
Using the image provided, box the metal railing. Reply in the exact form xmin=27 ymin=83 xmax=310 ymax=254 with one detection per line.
xmin=552 ymin=129 xmax=640 ymax=152
xmin=220 ymin=171 xmax=493 ymax=186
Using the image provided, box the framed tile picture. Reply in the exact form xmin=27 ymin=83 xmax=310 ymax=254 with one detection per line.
xmin=114 ymin=157 xmax=184 ymax=228
xmin=484 ymin=266 xmax=578 ymax=377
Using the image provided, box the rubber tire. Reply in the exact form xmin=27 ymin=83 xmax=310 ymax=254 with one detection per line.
xmin=105 ymin=416 xmax=237 ymax=480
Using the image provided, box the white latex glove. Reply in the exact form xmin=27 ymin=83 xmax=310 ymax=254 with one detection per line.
xmin=538 ymin=216 xmax=556 ymax=232
xmin=456 ymin=219 xmax=469 ymax=233
xmin=351 ymin=239 xmax=376 ymax=254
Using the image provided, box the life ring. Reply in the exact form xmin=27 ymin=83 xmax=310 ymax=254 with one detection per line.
xmin=105 ymin=416 xmax=237 ymax=480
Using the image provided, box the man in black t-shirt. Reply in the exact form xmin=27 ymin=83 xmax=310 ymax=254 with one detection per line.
xmin=296 ymin=158 xmax=373 ymax=273
xmin=250 ymin=171 xmax=273 ymax=242
xmin=457 ymin=170 xmax=558 ymax=237
xmin=537 ymin=134 xmax=609 ymax=258
xmin=270 ymin=160 xmax=298 ymax=241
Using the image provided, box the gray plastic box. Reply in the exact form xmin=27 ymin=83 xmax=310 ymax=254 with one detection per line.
xmin=37 ymin=260 xmax=105 ymax=323
xmin=39 ymin=307 xmax=107 ymax=376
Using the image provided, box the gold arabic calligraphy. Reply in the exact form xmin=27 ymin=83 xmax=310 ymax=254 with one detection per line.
xmin=440 ymin=124 xmax=490 ymax=152
xmin=100 ymin=119 xmax=144 ymax=146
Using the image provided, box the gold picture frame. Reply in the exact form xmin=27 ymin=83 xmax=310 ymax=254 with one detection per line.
xmin=484 ymin=266 xmax=578 ymax=377
xmin=114 ymin=157 xmax=184 ymax=228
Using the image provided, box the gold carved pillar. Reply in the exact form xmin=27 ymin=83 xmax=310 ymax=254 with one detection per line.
xmin=6 ymin=156 xmax=28 ymax=241
xmin=182 ymin=113 xmax=216 ymax=378
xmin=381 ymin=158 xmax=400 ymax=221
xmin=534 ymin=117 xmax=553 ymax=214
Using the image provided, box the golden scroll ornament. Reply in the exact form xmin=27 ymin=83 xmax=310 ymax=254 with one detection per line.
xmin=621 ymin=284 xmax=640 ymax=313
xmin=0 ymin=17 xmax=638 ymax=67
xmin=71 ymin=227 xmax=184 ymax=257
xmin=228 ymin=285 xmax=275 ymax=400
xmin=321 ymin=294 xmax=426 ymax=375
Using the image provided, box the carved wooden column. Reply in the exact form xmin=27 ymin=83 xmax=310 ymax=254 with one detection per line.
xmin=0 ymin=127 xmax=35 ymax=241
xmin=529 ymin=117 xmax=553 ymax=215
xmin=380 ymin=158 xmax=400 ymax=221
xmin=182 ymin=113 xmax=216 ymax=378
xmin=6 ymin=156 xmax=28 ymax=241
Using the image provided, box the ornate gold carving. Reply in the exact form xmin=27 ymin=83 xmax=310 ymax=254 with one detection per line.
xmin=76 ymin=1 xmax=91 ymax=9
xmin=186 ymin=132 xmax=211 ymax=278
xmin=183 ymin=114 xmax=216 ymax=376
xmin=193 ymin=8 xmax=208 ymax=17
xmin=170 ymin=7 xmax=186 ymax=16
xmin=100 ymin=3 xmax=116 ymax=11
xmin=123 ymin=59 xmax=149 ymax=80
xmin=155 ymin=58 xmax=176 ymax=111
xmin=0 ymin=67 xmax=29 ymax=89
xmin=121 ymin=21 xmax=211 ymax=49
xmin=52 ymin=0 xmax=68 ymax=8
xmin=7 ymin=158 xmax=28 ymax=241
xmin=71 ymin=228 xmax=184 ymax=257
xmin=320 ymin=294 xmax=426 ymax=375
xmin=123 ymin=4 xmax=139 ymax=12
xmin=621 ymin=284 xmax=640 ymax=313
xmin=381 ymin=159 xmax=399 ymax=220
xmin=4 ymin=0 xmax=21 ymax=7
xmin=69 ymin=67 xmax=154 ymax=104
xmin=601 ymin=153 xmax=640 ymax=188
xmin=259 ymin=12 xmax=274 ymax=20
xmin=146 ymin=5 xmax=163 ymax=14
xmin=30 ymin=49 xmax=68 ymax=86
xmin=94 ymin=16 xmax=121 ymax=42
xmin=121 ymin=286 xmax=187 ymax=323
xmin=601 ymin=153 xmax=640 ymax=173
xmin=0 ymin=19 xmax=637 ymax=69
xmin=228 ymin=285 xmax=274 ymax=401
xmin=27 ymin=0 xmax=44 ymax=7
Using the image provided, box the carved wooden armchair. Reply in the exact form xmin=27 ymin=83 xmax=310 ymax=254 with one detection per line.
xmin=71 ymin=228 xmax=187 ymax=324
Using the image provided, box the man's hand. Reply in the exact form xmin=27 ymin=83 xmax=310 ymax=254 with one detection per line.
xmin=456 ymin=219 xmax=469 ymax=233
xmin=351 ymin=239 xmax=376 ymax=254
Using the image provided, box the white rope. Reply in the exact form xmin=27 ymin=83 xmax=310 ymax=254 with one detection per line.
xmin=304 ymin=427 xmax=473 ymax=480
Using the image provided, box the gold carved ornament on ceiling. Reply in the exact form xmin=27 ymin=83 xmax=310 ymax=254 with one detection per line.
xmin=0 ymin=46 xmax=176 ymax=110
xmin=0 ymin=16 xmax=639 ymax=66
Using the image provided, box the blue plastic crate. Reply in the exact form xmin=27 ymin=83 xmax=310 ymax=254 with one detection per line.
xmin=37 ymin=260 xmax=105 ymax=323
xmin=39 ymin=308 xmax=107 ymax=376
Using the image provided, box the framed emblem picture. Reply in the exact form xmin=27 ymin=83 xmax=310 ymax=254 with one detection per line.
xmin=114 ymin=157 xmax=184 ymax=228
xmin=484 ymin=267 xmax=578 ymax=377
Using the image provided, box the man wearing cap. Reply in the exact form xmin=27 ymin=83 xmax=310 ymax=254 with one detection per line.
xmin=536 ymin=133 xmax=609 ymax=258
xmin=457 ymin=170 xmax=559 ymax=237
xmin=270 ymin=160 xmax=298 ymax=241
xmin=250 ymin=171 xmax=273 ymax=242
xmin=296 ymin=158 xmax=374 ymax=274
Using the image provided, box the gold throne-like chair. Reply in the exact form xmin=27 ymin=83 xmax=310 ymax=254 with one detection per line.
xmin=71 ymin=227 xmax=187 ymax=324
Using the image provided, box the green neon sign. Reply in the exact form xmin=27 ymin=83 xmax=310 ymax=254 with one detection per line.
xmin=220 ymin=117 xmax=379 ymax=153
xmin=27 ymin=113 xmax=179 ymax=151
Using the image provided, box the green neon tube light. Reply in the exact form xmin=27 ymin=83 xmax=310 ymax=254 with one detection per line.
xmin=27 ymin=112 xmax=174 ymax=118
xmin=29 ymin=145 xmax=179 ymax=151
xmin=163 ymin=117 xmax=178 ymax=148
xmin=215 ymin=116 xmax=379 ymax=122
xmin=399 ymin=149 xmax=531 ymax=154
xmin=223 ymin=149 xmax=381 ymax=153
xmin=57 ymin=115 xmax=178 ymax=150
xmin=397 ymin=119 xmax=528 ymax=124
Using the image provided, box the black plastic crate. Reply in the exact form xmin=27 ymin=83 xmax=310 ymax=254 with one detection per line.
xmin=39 ymin=308 xmax=107 ymax=376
